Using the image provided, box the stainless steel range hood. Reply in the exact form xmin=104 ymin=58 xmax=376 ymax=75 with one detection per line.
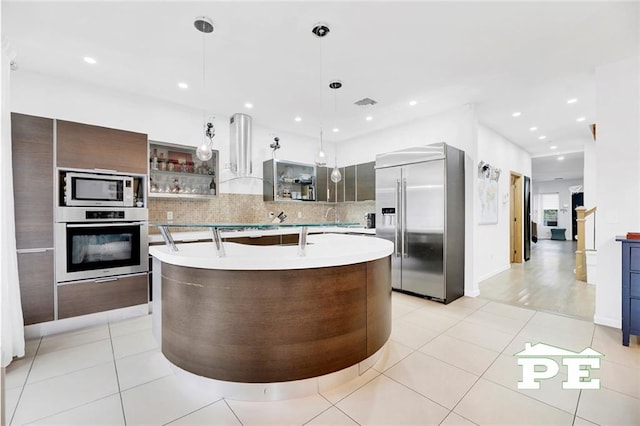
xmin=230 ymin=113 xmax=252 ymax=177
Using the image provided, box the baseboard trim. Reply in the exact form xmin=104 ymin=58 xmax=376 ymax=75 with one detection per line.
xmin=24 ymin=304 xmax=149 ymax=339
xmin=478 ymin=264 xmax=511 ymax=282
xmin=593 ymin=315 xmax=621 ymax=329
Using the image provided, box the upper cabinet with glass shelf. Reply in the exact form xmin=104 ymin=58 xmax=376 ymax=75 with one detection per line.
xmin=263 ymin=159 xmax=316 ymax=202
xmin=148 ymin=141 xmax=219 ymax=199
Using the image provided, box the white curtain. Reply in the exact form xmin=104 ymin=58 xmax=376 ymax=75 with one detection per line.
xmin=1 ymin=37 xmax=25 ymax=367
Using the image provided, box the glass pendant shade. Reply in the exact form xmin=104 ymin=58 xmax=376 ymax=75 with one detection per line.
xmin=315 ymin=149 xmax=327 ymax=167
xmin=330 ymin=166 xmax=342 ymax=183
xmin=196 ymin=139 xmax=213 ymax=161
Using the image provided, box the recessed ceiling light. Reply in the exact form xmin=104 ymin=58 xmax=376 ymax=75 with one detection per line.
xmin=538 ymin=135 xmax=547 ymax=140
xmin=550 ymin=145 xmax=557 ymax=150
xmin=244 ymin=102 xmax=253 ymax=109
xmin=409 ymin=100 xmax=417 ymax=106
xmin=576 ymin=117 xmax=586 ymax=122
xmin=558 ymin=156 xmax=565 ymax=161
xmin=365 ymin=116 xmax=373 ymax=121
xmin=512 ymin=112 xmax=521 ymax=117
xmin=83 ymin=56 xmax=97 ymax=64
xmin=332 ymin=128 xmax=340 ymax=133
xmin=178 ymin=82 xmax=188 ymax=89
xmin=567 ymin=98 xmax=578 ymax=104
xmin=294 ymin=116 xmax=302 ymax=122
xmin=529 ymin=126 xmax=537 ymax=132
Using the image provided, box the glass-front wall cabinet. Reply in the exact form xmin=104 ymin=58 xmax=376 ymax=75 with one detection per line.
xmin=148 ymin=141 xmax=218 ymax=199
xmin=263 ymin=159 xmax=316 ymax=202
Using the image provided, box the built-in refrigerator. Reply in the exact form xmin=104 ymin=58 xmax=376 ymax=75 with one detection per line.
xmin=375 ymin=143 xmax=465 ymax=304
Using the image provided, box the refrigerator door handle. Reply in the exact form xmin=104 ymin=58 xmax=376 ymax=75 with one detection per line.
xmin=395 ymin=179 xmax=401 ymax=257
xmin=402 ymin=178 xmax=408 ymax=257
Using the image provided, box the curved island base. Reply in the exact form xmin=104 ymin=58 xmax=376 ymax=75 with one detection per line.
xmin=150 ymin=233 xmax=393 ymax=400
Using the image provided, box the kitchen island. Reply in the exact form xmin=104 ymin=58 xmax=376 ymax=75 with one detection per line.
xmin=149 ymin=225 xmax=393 ymax=400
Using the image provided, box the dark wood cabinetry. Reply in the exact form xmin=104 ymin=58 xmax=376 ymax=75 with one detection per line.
xmin=12 ymin=113 xmax=150 ymax=325
xmin=12 ymin=113 xmax=56 ymax=325
xmin=57 ymin=120 xmax=147 ymax=174
xmin=57 ymin=273 xmax=148 ymax=319
xmin=356 ymin=161 xmax=376 ymax=201
xmin=17 ymin=251 xmax=55 ymax=325
xmin=336 ymin=167 xmax=346 ymax=202
xmin=224 ymin=234 xmax=300 ymax=246
xmin=11 ymin=113 xmax=54 ymax=249
xmin=316 ymin=166 xmax=328 ymax=202
xmin=344 ymin=165 xmax=356 ymax=202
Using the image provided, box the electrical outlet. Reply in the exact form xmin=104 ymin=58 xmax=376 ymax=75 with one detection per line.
xmin=167 ymin=211 xmax=173 ymax=221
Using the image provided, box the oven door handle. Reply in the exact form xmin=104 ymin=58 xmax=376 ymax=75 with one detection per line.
xmin=94 ymin=277 xmax=119 ymax=284
xmin=65 ymin=222 xmax=146 ymax=228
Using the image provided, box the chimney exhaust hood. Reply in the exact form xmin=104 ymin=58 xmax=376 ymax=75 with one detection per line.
xmin=230 ymin=113 xmax=252 ymax=177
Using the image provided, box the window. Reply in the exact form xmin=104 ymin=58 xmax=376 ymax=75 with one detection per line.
xmin=541 ymin=193 xmax=559 ymax=226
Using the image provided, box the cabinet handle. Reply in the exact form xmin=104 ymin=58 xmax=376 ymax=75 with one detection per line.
xmin=93 ymin=168 xmax=118 ymax=173
xmin=94 ymin=277 xmax=119 ymax=284
xmin=16 ymin=248 xmax=51 ymax=254
xmin=67 ymin=222 xmax=145 ymax=228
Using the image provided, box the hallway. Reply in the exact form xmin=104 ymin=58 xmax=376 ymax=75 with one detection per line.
xmin=479 ymin=239 xmax=595 ymax=319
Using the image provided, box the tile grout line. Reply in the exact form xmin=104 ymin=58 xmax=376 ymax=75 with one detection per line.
xmin=9 ymin=337 xmax=42 ymax=426
xmin=159 ymin=399 xmax=225 ymax=426
xmin=222 ymin=399 xmax=244 ymax=425
xmin=444 ymin=308 xmax=537 ymax=421
xmin=472 ymin=312 xmax=585 ymax=419
xmin=107 ymin=324 xmax=127 ymax=426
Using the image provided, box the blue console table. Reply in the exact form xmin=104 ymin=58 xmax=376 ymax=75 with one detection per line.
xmin=550 ymin=228 xmax=566 ymax=240
xmin=616 ymin=236 xmax=640 ymax=346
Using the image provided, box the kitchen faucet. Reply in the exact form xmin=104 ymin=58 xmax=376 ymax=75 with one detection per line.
xmin=325 ymin=207 xmax=339 ymax=223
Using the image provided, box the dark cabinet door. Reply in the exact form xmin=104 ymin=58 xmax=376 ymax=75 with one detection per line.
xmin=11 ymin=113 xmax=54 ymax=249
xmin=17 ymin=251 xmax=55 ymax=325
xmin=336 ymin=167 xmax=346 ymax=202
xmin=344 ymin=166 xmax=356 ymax=202
xmin=57 ymin=273 xmax=148 ymax=319
xmin=57 ymin=120 xmax=147 ymax=174
xmin=356 ymin=161 xmax=376 ymax=201
xmin=315 ymin=166 xmax=328 ymax=203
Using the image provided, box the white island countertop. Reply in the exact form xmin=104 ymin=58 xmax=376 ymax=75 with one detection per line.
xmin=149 ymin=233 xmax=392 ymax=270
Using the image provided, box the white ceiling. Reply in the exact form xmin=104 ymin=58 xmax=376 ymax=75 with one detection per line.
xmin=3 ymin=1 xmax=638 ymax=181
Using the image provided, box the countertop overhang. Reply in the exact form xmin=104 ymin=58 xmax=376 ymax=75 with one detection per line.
xmin=149 ymin=233 xmax=392 ymax=270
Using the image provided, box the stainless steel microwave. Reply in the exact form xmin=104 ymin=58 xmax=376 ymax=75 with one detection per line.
xmin=64 ymin=172 xmax=134 ymax=207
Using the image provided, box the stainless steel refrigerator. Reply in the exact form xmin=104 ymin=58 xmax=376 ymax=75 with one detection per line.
xmin=375 ymin=143 xmax=465 ymax=303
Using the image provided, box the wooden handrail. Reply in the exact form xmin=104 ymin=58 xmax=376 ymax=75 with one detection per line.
xmin=575 ymin=206 xmax=596 ymax=281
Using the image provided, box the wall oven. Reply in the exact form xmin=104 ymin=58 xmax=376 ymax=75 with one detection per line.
xmin=55 ymin=208 xmax=148 ymax=283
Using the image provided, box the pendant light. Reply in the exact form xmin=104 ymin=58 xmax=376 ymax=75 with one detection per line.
xmin=194 ymin=16 xmax=215 ymax=161
xmin=329 ymin=80 xmax=342 ymax=183
xmin=312 ymin=23 xmax=330 ymax=167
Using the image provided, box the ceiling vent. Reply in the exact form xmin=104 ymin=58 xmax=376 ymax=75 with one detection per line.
xmin=354 ymin=97 xmax=378 ymax=107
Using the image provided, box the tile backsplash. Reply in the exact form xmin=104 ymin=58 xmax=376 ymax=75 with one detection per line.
xmin=148 ymin=194 xmax=374 ymax=233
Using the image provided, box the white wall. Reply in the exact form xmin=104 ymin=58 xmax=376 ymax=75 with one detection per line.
xmin=531 ymin=178 xmax=583 ymax=241
xmin=9 ymin=70 xmax=323 ymax=195
xmin=476 ymin=125 xmax=532 ymax=281
xmin=594 ymin=56 xmax=640 ymax=328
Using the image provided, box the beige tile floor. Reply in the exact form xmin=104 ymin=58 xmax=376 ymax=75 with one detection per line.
xmin=479 ymin=239 xmax=596 ymax=319
xmin=4 ymin=293 xmax=639 ymax=425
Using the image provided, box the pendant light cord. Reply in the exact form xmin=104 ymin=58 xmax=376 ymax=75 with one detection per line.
xmin=319 ymin=34 xmax=324 ymax=151
xmin=202 ymin=25 xmax=206 ymax=139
